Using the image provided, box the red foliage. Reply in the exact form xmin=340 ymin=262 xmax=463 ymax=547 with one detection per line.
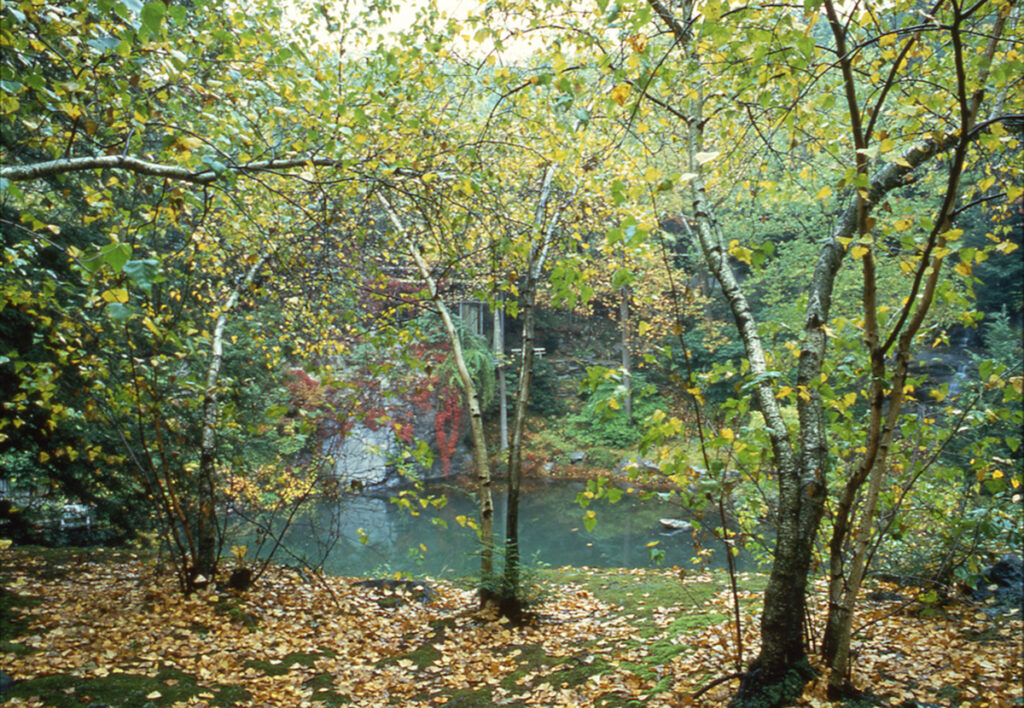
xmin=285 ymin=367 xmax=324 ymax=407
xmin=283 ymin=341 xmax=467 ymax=475
xmin=434 ymin=384 xmax=464 ymax=476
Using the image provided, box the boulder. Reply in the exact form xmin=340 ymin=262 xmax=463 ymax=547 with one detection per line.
xmin=973 ymin=554 xmax=1024 ymax=610
xmin=568 ymin=451 xmax=586 ymax=464
xmin=659 ymin=518 xmax=692 ymax=532
xmin=614 ymin=457 xmax=660 ymax=478
xmin=225 ymin=567 xmax=254 ymax=592
xmin=322 ymin=422 xmax=397 ymax=488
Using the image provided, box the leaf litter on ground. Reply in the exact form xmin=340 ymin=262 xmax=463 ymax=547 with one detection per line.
xmin=0 ymin=548 xmax=1020 ymax=706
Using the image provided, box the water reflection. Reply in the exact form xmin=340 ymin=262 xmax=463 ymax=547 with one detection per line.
xmin=233 ymin=478 xmax=759 ymax=579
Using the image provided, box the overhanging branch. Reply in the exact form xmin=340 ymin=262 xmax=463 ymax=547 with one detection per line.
xmin=0 ymin=154 xmax=349 ymax=184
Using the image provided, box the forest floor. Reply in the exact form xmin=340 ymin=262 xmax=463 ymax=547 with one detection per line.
xmin=1 ymin=547 xmax=1021 ymax=707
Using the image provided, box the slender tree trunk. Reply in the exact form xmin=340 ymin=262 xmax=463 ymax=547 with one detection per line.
xmin=504 ymin=165 xmax=559 ymax=600
xmin=195 ymin=251 xmax=270 ymax=586
xmin=503 ymin=312 xmax=534 ymax=595
xmin=619 ymin=289 xmax=632 ymax=420
xmin=378 ymin=194 xmax=496 ymax=583
xmin=494 ymin=302 xmax=508 ymax=452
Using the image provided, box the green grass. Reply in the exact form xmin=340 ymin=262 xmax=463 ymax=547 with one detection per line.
xmin=1 ymin=584 xmax=40 ymax=655
xmin=1 ymin=666 xmax=251 ymax=707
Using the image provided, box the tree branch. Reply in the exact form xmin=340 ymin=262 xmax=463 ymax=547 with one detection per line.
xmin=0 ymin=154 xmax=348 ymax=184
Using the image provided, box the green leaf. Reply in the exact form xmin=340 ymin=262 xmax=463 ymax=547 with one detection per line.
xmin=612 ymin=269 xmax=634 ymax=288
xmin=123 ymin=259 xmax=160 ymax=291
xmin=140 ymin=1 xmax=165 ymax=33
xmin=100 ymin=243 xmax=132 ymax=273
xmin=168 ymin=4 xmax=186 ymax=24
xmin=106 ymin=302 xmax=132 ymax=322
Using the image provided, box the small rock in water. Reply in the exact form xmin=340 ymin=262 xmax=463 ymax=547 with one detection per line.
xmin=659 ymin=518 xmax=692 ymax=532
xmin=569 ymin=451 xmax=586 ymax=464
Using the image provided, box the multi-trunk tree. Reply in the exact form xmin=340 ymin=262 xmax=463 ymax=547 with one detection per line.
xmin=476 ymin=0 xmax=1021 ymax=702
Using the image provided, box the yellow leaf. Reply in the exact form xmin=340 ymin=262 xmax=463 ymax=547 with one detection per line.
xmin=607 ymin=397 xmax=620 ymax=410
xmin=627 ymin=33 xmax=648 ymax=52
xmin=177 ymin=135 xmax=204 ymax=151
xmin=610 ymin=84 xmax=630 ymax=106
xmin=101 ymin=288 xmax=129 ymax=304
xmin=776 ymin=386 xmax=793 ymax=399
xmin=720 ymin=427 xmax=735 ymax=441
xmin=850 ymin=245 xmax=870 ymax=260
xmin=728 ymin=239 xmax=753 ymax=265
xmin=815 ymin=186 xmax=832 ymax=200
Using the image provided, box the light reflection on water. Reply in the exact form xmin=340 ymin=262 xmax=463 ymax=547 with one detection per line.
xmin=232 ymin=477 xmax=761 ymax=579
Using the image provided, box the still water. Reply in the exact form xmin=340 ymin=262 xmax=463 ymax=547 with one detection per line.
xmin=237 ymin=478 xmax=759 ymax=579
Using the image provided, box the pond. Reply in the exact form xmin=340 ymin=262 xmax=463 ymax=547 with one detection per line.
xmin=232 ymin=477 xmax=762 ymax=579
